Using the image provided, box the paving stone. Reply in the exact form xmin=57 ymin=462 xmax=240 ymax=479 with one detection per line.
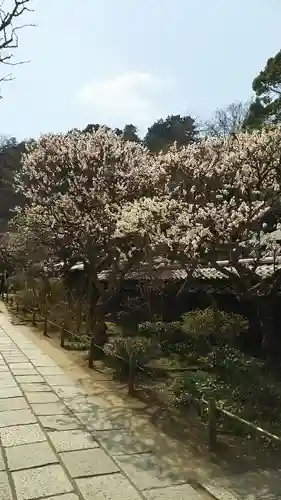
xmin=12 ymin=464 xmax=73 ymax=499
xmin=74 ymin=380 xmax=126 ymax=394
xmin=115 ymin=453 xmax=185 ymax=491
xmin=21 ymin=348 xmax=41 ymax=354
xmin=3 ymin=357 xmax=27 ymax=363
xmin=29 ymin=357 xmax=56 ymax=367
xmin=22 ymin=355 xmax=42 ymax=361
xmin=0 ymin=376 xmax=17 ymax=387
xmin=21 ymin=383 xmax=52 ymax=392
xmin=0 ymin=365 xmax=10 ymax=372
xmin=76 ymin=409 xmax=126 ymax=431
xmin=0 ymin=382 xmax=17 ymax=388
xmin=0 ymin=451 xmax=5 ymax=470
xmin=0 ymin=409 xmax=36 ymax=427
xmin=0 ymin=371 xmax=15 ymax=378
xmin=39 ymin=414 xmax=82 ymax=431
xmin=16 ymin=374 xmax=44 ymax=383
xmin=0 ymin=423 xmax=46 ymax=446
xmin=45 ymin=375 xmax=75 ymax=386
xmin=200 ymin=482 xmax=238 ymax=500
xmin=53 ymin=385 xmax=87 ymax=398
xmin=45 ymin=495 xmax=79 ymax=500
xmin=2 ymin=353 xmax=21 ymax=357
xmin=0 ymin=372 xmax=16 ymax=387
xmin=23 ymin=348 xmax=44 ymax=354
xmin=0 ymin=397 xmax=28 ymax=412
xmin=60 ymin=448 xmax=119 ymax=478
xmin=90 ymin=393 xmax=120 ymax=407
xmin=31 ymin=402 xmax=70 ymax=415
xmin=37 ymin=366 xmax=65 ymax=375
xmin=0 ymin=471 xmax=13 ymax=500
xmin=95 ymin=429 xmax=152 ymax=456
xmin=9 ymin=363 xmax=34 ymax=370
xmin=64 ymin=395 xmax=101 ymax=413
xmin=76 ymin=474 xmax=142 ymax=500
xmin=10 ymin=367 xmax=38 ymax=375
xmin=70 ymin=394 xmax=110 ymax=411
xmin=25 ymin=392 xmax=59 ymax=403
xmin=143 ymin=484 xmax=203 ymax=499
xmin=48 ymin=429 xmax=99 ymax=452
xmin=0 ymin=386 xmax=22 ymax=399
xmin=6 ymin=441 xmax=58 ymax=471
xmin=2 ymin=352 xmax=26 ymax=357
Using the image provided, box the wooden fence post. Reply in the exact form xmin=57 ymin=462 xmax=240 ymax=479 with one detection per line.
xmin=60 ymin=327 xmax=66 ymax=348
xmin=43 ymin=315 xmax=48 ymax=336
xmin=128 ymin=356 xmax=136 ymax=396
xmin=208 ymin=398 xmax=217 ymax=452
xmin=32 ymin=311 xmax=36 ymax=326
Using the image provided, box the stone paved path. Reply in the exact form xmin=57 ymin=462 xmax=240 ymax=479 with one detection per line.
xmin=1 ymin=313 xmax=280 ymax=500
xmin=0 ymin=316 xmax=208 ymax=500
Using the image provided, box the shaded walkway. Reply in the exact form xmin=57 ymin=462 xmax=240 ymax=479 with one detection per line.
xmin=0 ymin=313 xmax=205 ymax=500
xmin=0 ymin=311 xmax=280 ymax=499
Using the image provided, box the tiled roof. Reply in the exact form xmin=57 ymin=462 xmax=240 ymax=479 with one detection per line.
xmin=69 ymin=258 xmax=281 ymax=282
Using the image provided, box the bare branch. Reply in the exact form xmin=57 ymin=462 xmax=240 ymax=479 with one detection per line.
xmin=0 ymin=0 xmax=33 ymax=96
xmin=202 ymin=101 xmax=252 ymax=138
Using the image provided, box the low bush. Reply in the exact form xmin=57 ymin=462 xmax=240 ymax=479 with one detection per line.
xmin=169 ymin=370 xmax=215 ymax=406
xmin=182 ymin=307 xmax=248 ymax=345
xmin=17 ymin=287 xmax=37 ymax=311
xmin=104 ymin=336 xmax=161 ymax=371
xmin=138 ymin=317 xmax=183 ymax=354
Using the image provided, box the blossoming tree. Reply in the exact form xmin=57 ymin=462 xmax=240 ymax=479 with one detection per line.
xmin=116 ymin=127 xmax=281 ymax=353
xmin=15 ymin=128 xmax=163 ymax=351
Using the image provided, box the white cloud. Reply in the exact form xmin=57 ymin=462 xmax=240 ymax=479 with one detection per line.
xmin=77 ymin=71 xmax=171 ymax=130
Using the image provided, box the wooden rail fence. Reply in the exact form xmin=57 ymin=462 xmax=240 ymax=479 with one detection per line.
xmin=5 ymin=295 xmax=281 ymax=452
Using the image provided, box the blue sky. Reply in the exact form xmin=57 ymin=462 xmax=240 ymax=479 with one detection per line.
xmin=1 ymin=0 xmax=281 ymax=140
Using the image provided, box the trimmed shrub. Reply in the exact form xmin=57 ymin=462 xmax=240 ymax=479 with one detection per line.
xmin=182 ymin=307 xmax=248 ymax=344
xmin=169 ymin=370 xmax=217 ymax=407
xmin=138 ymin=318 xmax=183 ymax=354
xmin=104 ymin=336 xmax=160 ymax=370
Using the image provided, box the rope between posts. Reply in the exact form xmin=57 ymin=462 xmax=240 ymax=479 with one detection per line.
xmin=24 ymin=306 xmax=149 ymax=372
xmin=199 ymin=397 xmax=281 ymax=444
xmin=12 ymin=299 xmax=281 ymax=447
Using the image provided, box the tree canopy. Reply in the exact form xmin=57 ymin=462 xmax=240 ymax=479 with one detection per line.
xmin=117 ymin=127 xmax=281 ymax=354
xmin=144 ymin=114 xmax=198 ymax=152
xmin=10 ymin=124 xmax=281 ymax=353
xmin=0 ymin=137 xmax=25 ymax=231
xmin=14 ymin=128 xmax=164 ymax=334
xmin=244 ymin=49 xmax=281 ymax=128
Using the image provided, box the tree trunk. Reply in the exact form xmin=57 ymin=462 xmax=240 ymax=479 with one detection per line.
xmin=75 ymin=298 xmax=83 ymax=334
xmin=89 ymin=311 xmax=108 ymax=360
xmin=85 ymin=269 xmax=108 ymax=359
xmin=257 ymin=298 xmax=278 ymax=358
